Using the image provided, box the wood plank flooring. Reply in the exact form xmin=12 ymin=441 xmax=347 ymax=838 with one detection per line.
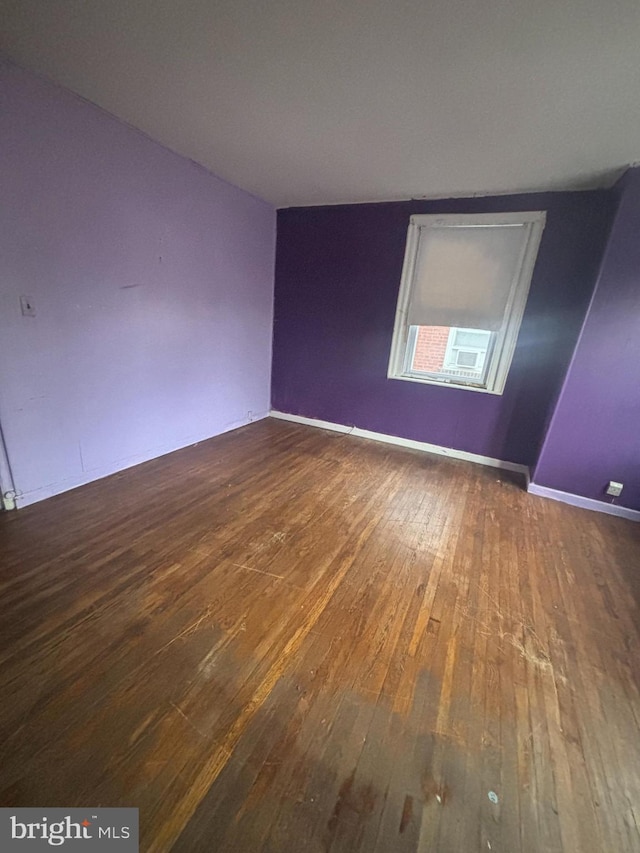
xmin=1 ymin=418 xmax=639 ymax=852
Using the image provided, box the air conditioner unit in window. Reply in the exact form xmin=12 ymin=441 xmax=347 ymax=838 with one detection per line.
xmin=456 ymin=351 xmax=478 ymax=368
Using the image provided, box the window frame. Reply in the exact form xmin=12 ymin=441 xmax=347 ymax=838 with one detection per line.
xmin=387 ymin=211 xmax=546 ymax=395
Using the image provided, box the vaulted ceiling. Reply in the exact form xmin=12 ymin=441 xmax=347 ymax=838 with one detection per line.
xmin=2 ymin=0 xmax=639 ymax=206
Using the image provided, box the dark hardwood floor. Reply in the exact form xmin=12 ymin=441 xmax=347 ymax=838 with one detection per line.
xmin=1 ymin=418 xmax=639 ymax=852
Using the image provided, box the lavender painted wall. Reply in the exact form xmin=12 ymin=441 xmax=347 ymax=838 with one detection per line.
xmin=272 ymin=192 xmax=616 ymax=466
xmin=0 ymin=59 xmax=275 ymax=507
xmin=533 ymin=168 xmax=640 ymax=511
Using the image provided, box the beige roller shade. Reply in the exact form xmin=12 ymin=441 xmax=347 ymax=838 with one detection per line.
xmin=407 ymin=224 xmax=529 ymax=331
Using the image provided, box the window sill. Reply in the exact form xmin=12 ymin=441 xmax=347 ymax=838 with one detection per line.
xmin=388 ymin=372 xmax=504 ymax=395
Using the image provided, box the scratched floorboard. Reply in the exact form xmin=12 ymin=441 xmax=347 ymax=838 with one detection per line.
xmin=1 ymin=418 xmax=639 ymax=852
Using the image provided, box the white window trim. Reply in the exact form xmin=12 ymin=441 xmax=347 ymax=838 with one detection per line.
xmin=387 ymin=211 xmax=546 ymax=395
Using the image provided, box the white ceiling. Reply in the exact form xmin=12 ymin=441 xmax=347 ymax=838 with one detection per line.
xmin=1 ymin=0 xmax=639 ymax=207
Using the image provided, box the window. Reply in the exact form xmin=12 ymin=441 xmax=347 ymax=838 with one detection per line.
xmin=388 ymin=212 xmax=546 ymax=394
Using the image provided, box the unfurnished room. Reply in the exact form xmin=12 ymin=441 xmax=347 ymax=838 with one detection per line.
xmin=0 ymin=1 xmax=639 ymax=851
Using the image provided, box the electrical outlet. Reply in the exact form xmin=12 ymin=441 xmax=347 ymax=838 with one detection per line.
xmin=20 ymin=295 xmax=36 ymax=317
xmin=606 ymin=481 xmax=623 ymax=497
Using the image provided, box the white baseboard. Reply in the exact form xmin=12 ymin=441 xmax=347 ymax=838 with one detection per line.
xmin=527 ymin=482 xmax=640 ymax=522
xmin=269 ymin=410 xmax=529 ymax=476
xmin=13 ymin=410 xmax=270 ymax=509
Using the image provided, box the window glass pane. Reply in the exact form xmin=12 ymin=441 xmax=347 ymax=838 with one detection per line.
xmin=409 ymin=325 xmax=451 ymax=374
xmin=408 ymin=325 xmax=493 ymax=387
xmin=453 ymin=329 xmax=491 ymax=349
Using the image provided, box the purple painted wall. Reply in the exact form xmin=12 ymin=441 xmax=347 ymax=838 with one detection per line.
xmin=272 ymin=192 xmax=616 ymax=467
xmin=0 ymin=59 xmax=276 ymax=507
xmin=533 ymin=168 xmax=640 ymax=511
